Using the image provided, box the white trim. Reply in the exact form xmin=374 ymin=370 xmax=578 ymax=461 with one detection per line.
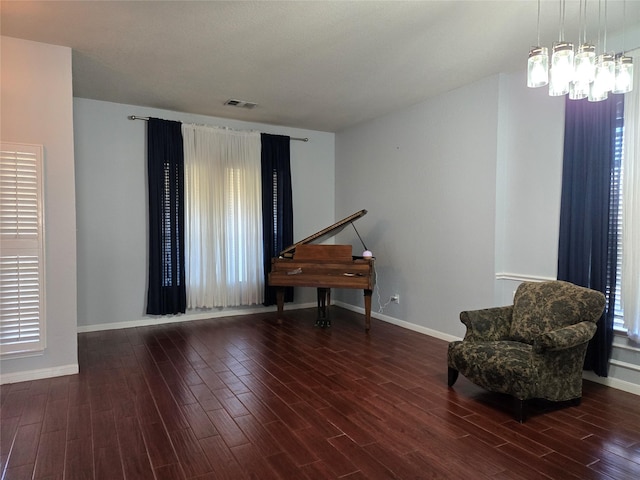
xmin=76 ymin=302 xmax=316 ymax=333
xmin=609 ymin=358 xmax=640 ymax=373
xmin=583 ymin=369 xmax=640 ymax=396
xmin=0 ymin=364 xmax=78 ymax=385
xmin=613 ymin=334 xmax=640 ymax=353
xmin=495 ymin=273 xmax=556 ymax=282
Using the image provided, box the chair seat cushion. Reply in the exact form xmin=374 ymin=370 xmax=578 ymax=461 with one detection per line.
xmin=448 ymin=340 xmax=537 ymax=398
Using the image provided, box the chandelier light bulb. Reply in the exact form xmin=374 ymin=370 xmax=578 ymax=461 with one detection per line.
xmin=549 ymin=42 xmax=574 ymax=96
xmin=613 ymin=55 xmax=634 ymax=94
xmin=527 ymin=46 xmax=549 ymax=87
xmin=549 ymin=68 xmax=567 ymax=96
xmin=594 ymin=53 xmax=616 ymax=93
xmin=589 ymin=73 xmax=609 ymax=102
xmin=569 ymin=80 xmax=590 ymax=100
xmin=574 ymin=44 xmax=596 ymax=84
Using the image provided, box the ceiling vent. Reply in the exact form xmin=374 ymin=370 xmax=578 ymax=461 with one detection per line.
xmin=224 ymin=99 xmax=257 ymax=109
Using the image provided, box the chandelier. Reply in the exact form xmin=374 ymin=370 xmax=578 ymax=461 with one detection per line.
xmin=527 ymin=0 xmax=634 ymax=100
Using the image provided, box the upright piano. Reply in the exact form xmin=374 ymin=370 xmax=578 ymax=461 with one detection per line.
xmin=268 ymin=210 xmax=375 ymax=331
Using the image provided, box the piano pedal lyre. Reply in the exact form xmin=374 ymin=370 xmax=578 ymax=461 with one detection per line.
xmin=315 ymin=288 xmax=331 ymax=328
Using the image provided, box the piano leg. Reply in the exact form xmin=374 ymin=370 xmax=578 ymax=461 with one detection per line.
xmin=364 ymin=289 xmax=372 ymax=332
xmin=316 ymin=288 xmax=331 ymax=328
xmin=275 ymin=287 xmax=284 ymax=324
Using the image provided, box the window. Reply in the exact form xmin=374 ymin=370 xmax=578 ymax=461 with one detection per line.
xmin=182 ymin=125 xmax=263 ymax=308
xmin=147 ymin=123 xmax=292 ymax=313
xmin=613 ymin=112 xmax=625 ymax=331
xmin=0 ymin=143 xmax=45 ymax=355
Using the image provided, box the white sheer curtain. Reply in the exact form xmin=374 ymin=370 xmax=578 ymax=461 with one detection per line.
xmin=182 ymin=124 xmax=264 ymax=308
xmin=622 ymin=48 xmax=640 ymax=342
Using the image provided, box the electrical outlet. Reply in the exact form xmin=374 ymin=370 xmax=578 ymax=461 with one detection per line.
xmin=391 ymin=294 xmax=400 ymax=304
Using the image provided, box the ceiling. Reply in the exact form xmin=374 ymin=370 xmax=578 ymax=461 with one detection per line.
xmin=2 ymin=1 xmax=638 ymax=132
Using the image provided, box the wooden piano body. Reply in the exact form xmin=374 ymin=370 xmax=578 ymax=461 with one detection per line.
xmin=268 ymin=210 xmax=375 ymax=331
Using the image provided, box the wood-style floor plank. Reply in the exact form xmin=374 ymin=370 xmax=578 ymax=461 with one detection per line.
xmin=1 ymin=307 xmax=640 ymax=479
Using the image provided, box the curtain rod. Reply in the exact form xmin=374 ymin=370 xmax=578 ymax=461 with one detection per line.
xmin=128 ymin=115 xmax=309 ymax=142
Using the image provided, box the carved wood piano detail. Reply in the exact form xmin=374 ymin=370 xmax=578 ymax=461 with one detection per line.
xmin=268 ymin=210 xmax=375 ymax=331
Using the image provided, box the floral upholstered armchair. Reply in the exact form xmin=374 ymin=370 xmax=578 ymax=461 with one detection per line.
xmin=447 ymin=281 xmax=605 ymax=422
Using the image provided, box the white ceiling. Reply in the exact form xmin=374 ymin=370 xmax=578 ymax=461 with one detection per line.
xmin=2 ymin=1 xmax=639 ymax=132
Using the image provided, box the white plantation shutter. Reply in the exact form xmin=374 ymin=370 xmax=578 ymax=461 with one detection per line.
xmin=0 ymin=143 xmax=45 ymax=354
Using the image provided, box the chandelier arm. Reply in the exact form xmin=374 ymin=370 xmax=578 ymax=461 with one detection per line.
xmin=622 ymin=0 xmax=626 ymax=54
xmin=597 ymin=0 xmax=602 ymax=53
xmin=578 ymin=0 xmax=587 ymax=43
xmin=604 ymin=0 xmax=608 ymax=53
xmin=537 ymin=0 xmax=541 ymax=46
xmin=559 ymin=0 xmax=564 ymax=41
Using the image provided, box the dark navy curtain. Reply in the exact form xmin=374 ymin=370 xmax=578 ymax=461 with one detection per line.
xmin=146 ymin=118 xmax=186 ymax=315
xmin=261 ymin=133 xmax=294 ymax=306
xmin=557 ymin=95 xmax=624 ymax=376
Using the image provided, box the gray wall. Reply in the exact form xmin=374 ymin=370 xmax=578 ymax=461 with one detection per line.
xmin=1 ymin=37 xmax=78 ymax=382
xmin=73 ymin=98 xmax=336 ymax=330
xmin=334 ymin=69 xmax=640 ymax=394
xmin=334 ymin=75 xmax=500 ymax=340
xmin=494 ymin=71 xmax=565 ymax=299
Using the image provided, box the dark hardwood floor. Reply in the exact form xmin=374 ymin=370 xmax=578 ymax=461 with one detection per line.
xmin=2 ymin=307 xmax=640 ymax=479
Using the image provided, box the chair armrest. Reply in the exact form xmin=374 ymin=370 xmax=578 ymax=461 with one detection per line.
xmin=460 ymin=305 xmax=513 ymax=342
xmin=533 ymin=321 xmax=597 ymax=353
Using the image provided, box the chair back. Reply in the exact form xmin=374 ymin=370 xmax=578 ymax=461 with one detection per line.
xmin=509 ymin=281 xmax=605 ymax=344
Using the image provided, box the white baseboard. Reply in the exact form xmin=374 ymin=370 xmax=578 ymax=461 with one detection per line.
xmin=334 ymin=301 xmax=461 ymax=343
xmin=76 ymin=302 xmax=316 ymax=333
xmin=0 ymin=364 xmax=79 ymax=385
xmin=582 ymin=370 xmax=640 ymax=396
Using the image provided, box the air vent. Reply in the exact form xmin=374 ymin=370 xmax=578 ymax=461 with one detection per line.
xmin=224 ymin=99 xmax=257 ymax=109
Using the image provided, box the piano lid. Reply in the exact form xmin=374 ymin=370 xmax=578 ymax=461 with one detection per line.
xmin=278 ymin=209 xmax=367 ymax=258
